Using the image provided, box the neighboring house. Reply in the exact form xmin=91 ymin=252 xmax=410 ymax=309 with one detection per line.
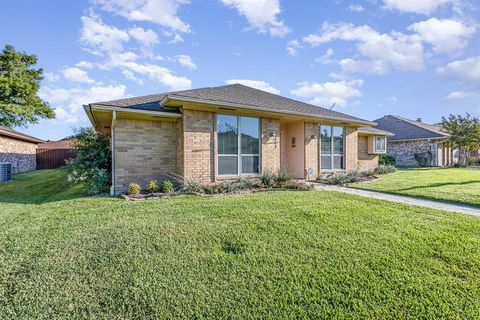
xmin=373 ymin=115 xmax=455 ymax=167
xmin=37 ymin=139 xmax=76 ymax=169
xmin=0 ymin=126 xmax=44 ymax=173
xmin=84 ymin=84 xmax=391 ymax=194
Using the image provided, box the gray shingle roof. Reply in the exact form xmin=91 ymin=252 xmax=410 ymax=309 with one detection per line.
xmin=358 ymin=126 xmax=394 ymax=136
xmin=90 ymin=84 xmax=372 ymax=125
xmin=0 ymin=126 xmax=44 ymax=144
xmin=373 ymin=115 xmax=449 ymax=141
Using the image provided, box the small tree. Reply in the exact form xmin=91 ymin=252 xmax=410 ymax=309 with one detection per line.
xmin=0 ymin=45 xmax=55 ymax=128
xmin=440 ymin=114 xmax=480 ymax=166
xmin=67 ymin=128 xmax=111 ymax=194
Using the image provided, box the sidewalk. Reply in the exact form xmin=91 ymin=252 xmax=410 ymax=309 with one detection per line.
xmin=313 ymin=184 xmax=480 ymax=216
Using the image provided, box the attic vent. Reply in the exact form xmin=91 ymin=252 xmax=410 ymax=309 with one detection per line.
xmin=0 ymin=163 xmax=12 ymax=182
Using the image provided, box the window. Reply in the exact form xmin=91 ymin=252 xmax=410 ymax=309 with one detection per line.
xmin=320 ymin=125 xmax=344 ymax=170
xmin=374 ymin=136 xmax=386 ymax=153
xmin=217 ymin=115 xmax=260 ymax=175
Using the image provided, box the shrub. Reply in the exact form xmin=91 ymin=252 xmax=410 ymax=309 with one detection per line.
xmin=146 ymin=180 xmax=159 ymax=193
xmin=260 ymin=170 xmax=275 ymax=188
xmin=160 ymin=179 xmax=174 ymax=193
xmin=275 ymin=169 xmax=293 ymax=185
xmin=468 ymin=157 xmax=480 ymax=166
xmin=379 ymin=154 xmax=396 ymax=166
xmin=346 ymin=170 xmax=360 ymax=183
xmin=375 ymin=165 xmax=396 ymax=174
xmin=67 ymin=128 xmax=111 ymax=195
xmin=128 ymin=183 xmax=141 ymax=195
xmin=451 ymin=162 xmax=461 ymax=168
xmin=182 ymin=178 xmax=203 ymax=194
xmin=361 ymin=170 xmax=375 ymax=177
xmin=330 ymin=173 xmax=347 ymax=185
xmin=284 ymin=181 xmax=314 ymax=191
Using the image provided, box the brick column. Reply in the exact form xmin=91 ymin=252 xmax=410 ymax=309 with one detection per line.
xmin=261 ymin=118 xmax=280 ymax=173
xmin=304 ymin=122 xmax=319 ymax=179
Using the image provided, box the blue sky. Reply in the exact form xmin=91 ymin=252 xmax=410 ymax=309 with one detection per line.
xmin=1 ymin=0 xmax=479 ymax=140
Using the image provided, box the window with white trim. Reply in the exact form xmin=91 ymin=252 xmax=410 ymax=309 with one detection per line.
xmin=320 ymin=125 xmax=344 ymax=170
xmin=374 ymin=136 xmax=386 ymax=153
xmin=217 ymin=114 xmax=260 ymax=175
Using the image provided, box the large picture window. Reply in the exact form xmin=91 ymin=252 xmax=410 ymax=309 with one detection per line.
xmin=320 ymin=125 xmax=344 ymax=170
xmin=217 ymin=115 xmax=260 ymax=175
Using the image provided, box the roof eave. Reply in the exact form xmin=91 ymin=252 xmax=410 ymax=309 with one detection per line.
xmin=161 ymin=94 xmax=375 ymax=126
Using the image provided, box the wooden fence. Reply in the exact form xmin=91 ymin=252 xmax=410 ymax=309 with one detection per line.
xmin=36 ymin=149 xmax=76 ymax=169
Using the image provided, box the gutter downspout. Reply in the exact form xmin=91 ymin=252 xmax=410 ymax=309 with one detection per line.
xmin=110 ymin=110 xmax=117 ymax=196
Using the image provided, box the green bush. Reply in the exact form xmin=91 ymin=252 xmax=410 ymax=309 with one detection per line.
xmin=361 ymin=170 xmax=375 ymax=177
xmin=375 ymin=165 xmax=397 ymax=174
xmin=468 ymin=157 xmax=480 ymax=166
xmin=284 ymin=181 xmax=314 ymax=191
xmin=160 ymin=179 xmax=174 ymax=193
xmin=379 ymin=154 xmax=396 ymax=166
xmin=182 ymin=178 xmax=203 ymax=194
xmin=260 ymin=170 xmax=275 ymax=188
xmin=330 ymin=173 xmax=348 ymax=185
xmin=146 ymin=180 xmax=159 ymax=193
xmin=128 ymin=183 xmax=141 ymax=195
xmin=67 ymin=128 xmax=111 ymax=195
xmin=346 ymin=170 xmax=360 ymax=182
xmin=275 ymin=169 xmax=293 ymax=185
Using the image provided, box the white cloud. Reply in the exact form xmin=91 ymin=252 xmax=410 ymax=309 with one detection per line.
xmin=437 ymin=56 xmax=480 ymax=99
xmin=225 ymin=79 xmax=280 ymax=94
xmin=287 ymin=39 xmax=301 ymax=56
xmin=168 ymin=34 xmax=184 ymax=44
xmin=314 ymin=48 xmax=334 ymax=64
xmin=348 ymin=4 xmax=364 ymax=12
xmin=408 ymin=18 xmax=475 ymax=53
xmin=92 ymin=0 xmax=191 ymax=33
xmin=128 ymin=26 xmax=159 ymax=46
xmin=76 ymin=61 xmax=95 ymax=68
xmin=221 ymin=0 xmax=289 ymax=37
xmin=437 ymin=56 xmax=480 ymax=81
xmin=388 ymin=96 xmax=398 ymax=103
xmin=62 ymin=67 xmax=96 ymax=84
xmin=80 ymin=15 xmax=130 ymax=53
xmin=175 ymin=54 xmax=196 ymax=69
xmin=44 ymin=72 xmax=60 ymax=82
xmin=40 ymin=84 xmax=127 ymax=123
xmin=339 ymin=58 xmax=390 ymax=75
xmin=290 ymin=79 xmax=363 ymax=107
xmin=383 ymin=0 xmax=452 ymax=14
xmin=304 ymin=23 xmax=425 ymax=73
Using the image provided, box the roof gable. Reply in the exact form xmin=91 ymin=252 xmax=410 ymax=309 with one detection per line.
xmin=373 ymin=115 xmax=448 ymax=141
xmin=90 ymin=84 xmax=373 ymax=125
xmin=0 ymin=127 xmax=44 ymax=144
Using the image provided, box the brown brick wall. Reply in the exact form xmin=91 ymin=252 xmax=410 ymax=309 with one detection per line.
xmin=358 ymin=136 xmax=378 ymax=172
xmin=261 ymin=118 xmax=281 ymax=173
xmin=114 ymin=118 xmax=178 ymax=193
xmin=345 ymin=127 xmax=359 ymax=171
xmin=304 ymin=122 xmax=319 ymax=179
xmin=182 ymin=109 xmax=214 ymax=183
xmin=0 ymin=136 xmax=37 ymax=173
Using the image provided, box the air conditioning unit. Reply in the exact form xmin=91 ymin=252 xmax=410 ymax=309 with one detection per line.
xmin=0 ymin=163 xmax=12 ymax=182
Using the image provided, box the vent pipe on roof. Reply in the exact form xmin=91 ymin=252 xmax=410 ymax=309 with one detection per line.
xmin=416 ymin=118 xmax=422 ymax=122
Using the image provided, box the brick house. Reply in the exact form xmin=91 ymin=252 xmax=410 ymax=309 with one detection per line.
xmin=0 ymin=126 xmax=44 ymax=173
xmin=373 ymin=115 xmax=456 ymax=167
xmin=84 ymin=84 xmax=392 ymax=194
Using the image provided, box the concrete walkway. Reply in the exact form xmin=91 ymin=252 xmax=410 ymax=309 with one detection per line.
xmin=312 ymin=184 xmax=480 ymax=216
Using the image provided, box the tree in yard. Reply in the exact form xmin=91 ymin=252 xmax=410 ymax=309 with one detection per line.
xmin=440 ymin=114 xmax=480 ymax=166
xmin=0 ymin=44 xmax=54 ymax=128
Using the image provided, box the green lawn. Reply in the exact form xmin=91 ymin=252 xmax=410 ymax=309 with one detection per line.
xmin=351 ymin=168 xmax=480 ymax=207
xmin=1 ymin=169 xmax=480 ymax=319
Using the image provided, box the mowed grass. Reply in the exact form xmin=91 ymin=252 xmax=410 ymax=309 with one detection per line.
xmin=351 ymin=168 xmax=480 ymax=207
xmin=1 ymin=169 xmax=480 ymax=319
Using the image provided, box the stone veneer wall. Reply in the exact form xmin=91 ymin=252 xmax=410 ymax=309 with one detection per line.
xmin=114 ymin=118 xmax=178 ymax=193
xmin=304 ymin=122 xmax=319 ymax=178
xmin=344 ymin=127 xmax=359 ymax=171
xmin=357 ymin=136 xmax=379 ymax=172
xmin=261 ymin=118 xmax=281 ymax=173
xmin=387 ymin=140 xmax=432 ymax=167
xmin=0 ymin=136 xmax=37 ymax=173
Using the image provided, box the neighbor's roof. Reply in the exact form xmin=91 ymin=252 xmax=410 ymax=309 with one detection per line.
xmin=90 ymin=84 xmax=374 ymax=125
xmin=38 ymin=139 xmax=74 ymax=149
xmin=0 ymin=126 xmax=45 ymax=144
xmin=358 ymin=126 xmax=394 ymax=136
xmin=373 ymin=115 xmax=449 ymax=141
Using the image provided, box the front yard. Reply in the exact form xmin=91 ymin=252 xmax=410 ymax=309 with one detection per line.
xmin=351 ymin=168 xmax=480 ymax=207
xmin=1 ymin=169 xmax=480 ymax=318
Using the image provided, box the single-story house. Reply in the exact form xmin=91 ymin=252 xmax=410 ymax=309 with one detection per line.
xmin=373 ymin=115 xmax=456 ymax=167
xmin=84 ymin=84 xmax=392 ymax=194
xmin=0 ymin=126 xmax=45 ymax=173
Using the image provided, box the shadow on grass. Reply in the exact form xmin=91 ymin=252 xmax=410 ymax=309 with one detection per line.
xmin=0 ymin=168 xmax=87 ymax=205
xmin=396 ymin=180 xmax=480 ymax=192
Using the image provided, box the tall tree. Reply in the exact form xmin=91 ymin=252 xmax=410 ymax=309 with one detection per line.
xmin=440 ymin=114 xmax=480 ymax=166
xmin=0 ymin=44 xmax=54 ymax=128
